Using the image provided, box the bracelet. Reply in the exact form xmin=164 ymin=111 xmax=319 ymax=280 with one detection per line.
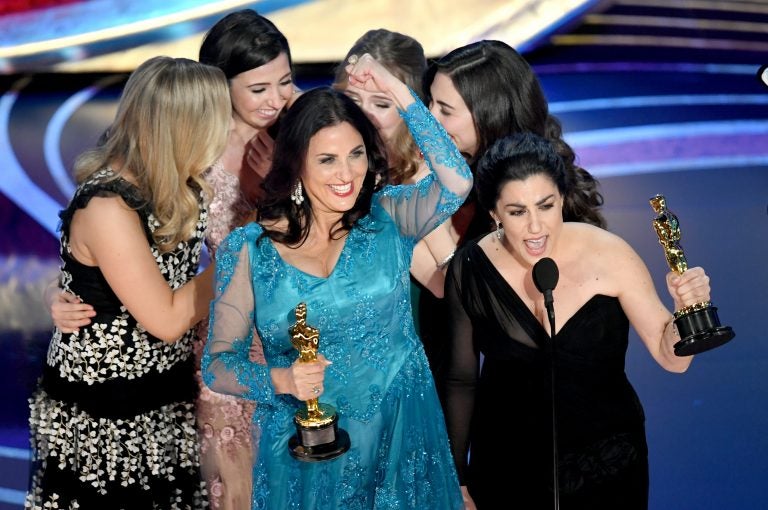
xmin=436 ymin=250 xmax=455 ymax=269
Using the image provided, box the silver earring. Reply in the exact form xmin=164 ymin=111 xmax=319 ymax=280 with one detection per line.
xmin=496 ymin=222 xmax=503 ymax=241
xmin=290 ymin=180 xmax=304 ymax=205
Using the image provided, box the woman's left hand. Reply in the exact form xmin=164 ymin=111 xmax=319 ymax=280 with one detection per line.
xmin=47 ymin=287 xmax=95 ymax=333
xmin=666 ymin=266 xmax=711 ymax=310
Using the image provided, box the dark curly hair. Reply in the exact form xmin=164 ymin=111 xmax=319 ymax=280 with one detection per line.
xmin=476 ymin=133 xmax=600 ymax=228
xmin=256 ymin=88 xmax=389 ymax=246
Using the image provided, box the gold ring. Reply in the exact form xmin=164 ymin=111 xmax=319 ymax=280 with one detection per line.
xmin=347 ymin=54 xmax=358 ymax=65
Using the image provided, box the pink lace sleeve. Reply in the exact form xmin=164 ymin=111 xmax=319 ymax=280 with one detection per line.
xmin=203 ymin=160 xmax=255 ymax=253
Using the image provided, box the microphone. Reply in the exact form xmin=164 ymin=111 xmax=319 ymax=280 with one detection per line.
xmin=533 ymin=257 xmax=559 ymax=326
xmin=532 ymin=256 xmax=561 ymax=510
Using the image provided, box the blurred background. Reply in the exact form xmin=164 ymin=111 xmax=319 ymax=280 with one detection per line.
xmin=1 ymin=0 xmax=766 ymax=508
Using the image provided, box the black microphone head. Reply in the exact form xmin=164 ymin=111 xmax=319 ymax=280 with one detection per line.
xmin=533 ymin=257 xmax=559 ymax=293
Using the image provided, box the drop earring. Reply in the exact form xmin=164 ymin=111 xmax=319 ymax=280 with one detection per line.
xmin=290 ymin=180 xmax=304 ymax=205
xmin=495 ymin=222 xmax=503 ymax=241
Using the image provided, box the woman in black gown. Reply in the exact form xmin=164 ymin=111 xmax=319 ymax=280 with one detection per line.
xmin=443 ymin=133 xmax=712 ymax=509
xmin=418 ymin=40 xmax=604 ymax=403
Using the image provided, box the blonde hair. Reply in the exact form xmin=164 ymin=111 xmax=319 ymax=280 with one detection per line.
xmin=333 ymin=29 xmax=426 ymax=184
xmin=75 ymin=56 xmax=231 ymax=252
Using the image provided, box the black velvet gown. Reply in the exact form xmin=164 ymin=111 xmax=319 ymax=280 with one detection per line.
xmin=443 ymin=242 xmax=649 ymax=510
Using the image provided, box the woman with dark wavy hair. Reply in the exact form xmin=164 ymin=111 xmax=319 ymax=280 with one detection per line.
xmin=418 ymin=39 xmax=606 ymax=407
xmin=202 ymin=54 xmax=471 ymax=508
xmin=425 ymin=40 xmax=603 ymax=229
xmin=443 ymin=133 xmax=710 ymax=509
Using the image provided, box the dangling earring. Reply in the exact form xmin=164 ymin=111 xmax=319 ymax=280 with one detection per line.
xmin=290 ymin=180 xmax=304 ymax=205
xmin=496 ymin=222 xmax=503 ymax=241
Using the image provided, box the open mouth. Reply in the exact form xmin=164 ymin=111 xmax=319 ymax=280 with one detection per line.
xmin=525 ymin=236 xmax=547 ymax=254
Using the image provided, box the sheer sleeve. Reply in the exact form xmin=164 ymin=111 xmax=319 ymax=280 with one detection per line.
xmin=378 ymin=90 xmax=472 ymax=241
xmin=443 ymin=251 xmax=480 ymax=485
xmin=202 ymin=226 xmax=278 ymax=405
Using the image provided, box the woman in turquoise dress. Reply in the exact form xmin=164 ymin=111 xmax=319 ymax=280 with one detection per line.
xmin=202 ymin=54 xmax=471 ymax=509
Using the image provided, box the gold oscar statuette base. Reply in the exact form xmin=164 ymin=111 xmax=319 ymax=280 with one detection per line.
xmin=288 ymin=402 xmax=351 ymax=462
xmin=671 ymin=302 xmax=735 ymax=356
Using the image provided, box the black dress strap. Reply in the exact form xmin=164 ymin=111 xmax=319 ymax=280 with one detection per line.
xmin=58 ymin=168 xmax=154 ymax=242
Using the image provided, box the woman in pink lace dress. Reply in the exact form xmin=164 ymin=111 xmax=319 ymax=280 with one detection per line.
xmin=46 ymin=9 xmax=296 ymax=509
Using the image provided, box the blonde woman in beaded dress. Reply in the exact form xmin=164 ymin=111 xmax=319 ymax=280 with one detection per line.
xmin=45 ymin=9 xmax=296 ymax=509
xmin=27 ymin=56 xmax=230 ymax=509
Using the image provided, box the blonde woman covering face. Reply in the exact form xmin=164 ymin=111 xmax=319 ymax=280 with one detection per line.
xmin=26 ymin=56 xmax=230 ymax=509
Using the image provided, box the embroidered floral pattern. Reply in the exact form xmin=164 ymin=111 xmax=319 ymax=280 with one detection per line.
xmin=27 ymin=169 xmax=208 ymax=509
xmin=380 ymin=92 xmax=471 ymax=241
xmin=399 ymin=89 xmax=469 ymax=179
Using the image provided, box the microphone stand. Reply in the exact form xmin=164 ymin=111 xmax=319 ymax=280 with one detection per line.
xmin=544 ymin=292 xmax=560 ymax=510
xmin=533 ymin=257 xmax=560 ymax=510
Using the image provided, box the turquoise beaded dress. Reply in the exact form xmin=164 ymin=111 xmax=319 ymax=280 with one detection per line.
xmin=203 ymin=95 xmax=471 ymax=509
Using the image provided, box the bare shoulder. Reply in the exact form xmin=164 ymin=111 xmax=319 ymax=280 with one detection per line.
xmin=562 ymin=222 xmax=633 ymax=256
xmin=69 ymin=194 xmax=146 ymax=265
xmin=561 ymin=223 xmax=646 ymax=283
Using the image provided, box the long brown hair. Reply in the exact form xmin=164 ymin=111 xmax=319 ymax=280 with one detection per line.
xmin=426 ymin=40 xmax=605 ymax=228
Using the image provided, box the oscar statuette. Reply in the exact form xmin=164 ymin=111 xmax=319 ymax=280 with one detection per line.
xmin=650 ymin=194 xmax=735 ymax=356
xmin=287 ymin=302 xmax=350 ymax=461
